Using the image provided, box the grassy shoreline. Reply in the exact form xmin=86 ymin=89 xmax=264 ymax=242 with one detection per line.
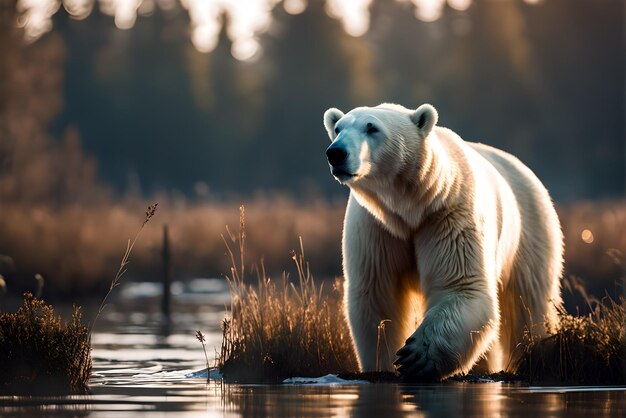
xmin=216 ymin=208 xmax=626 ymax=385
xmin=218 ymin=207 xmax=358 ymax=383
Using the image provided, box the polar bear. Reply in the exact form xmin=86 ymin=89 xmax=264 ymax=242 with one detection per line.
xmin=323 ymin=103 xmax=563 ymax=381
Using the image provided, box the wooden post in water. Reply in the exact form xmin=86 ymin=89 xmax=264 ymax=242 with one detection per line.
xmin=161 ymin=224 xmax=171 ymax=320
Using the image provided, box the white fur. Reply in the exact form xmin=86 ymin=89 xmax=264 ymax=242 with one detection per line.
xmin=323 ymin=103 xmax=563 ymax=380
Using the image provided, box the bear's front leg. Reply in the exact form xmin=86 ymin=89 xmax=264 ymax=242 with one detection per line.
xmin=395 ymin=223 xmax=499 ymax=381
xmin=342 ymin=195 xmax=416 ymax=372
xmin=394 ymin=292 xmax=498 ymax=380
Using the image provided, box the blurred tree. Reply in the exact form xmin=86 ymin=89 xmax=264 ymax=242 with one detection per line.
xmin=0 ymin=0 xmax=107 ymax=207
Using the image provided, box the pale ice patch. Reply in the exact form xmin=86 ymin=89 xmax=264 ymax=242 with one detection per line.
xmin=283 ymin=374 xmax=368 ymax=385
xmin=185 ymin=368 xmax=223 ymax=380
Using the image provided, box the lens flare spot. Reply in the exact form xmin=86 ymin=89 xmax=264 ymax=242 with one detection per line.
xmin=448 ymin=0 xmax=471 ymax=11
xmin=138 ymin=0 xmax=155 ymax=16
xmin=283 ymin=0 xmax=307 ymax=15
xmin=17 ymin=0 xmax=483 ymax=52
xmin=16 ymin=0 xmax=61 ymax=42
xmin=412 ymin=0 xmax=445 ymax=22
xmin=325 ymin=0 xmax=372 ymax=37
xmin=581 ymin=229 xmax=594 ymax=244
xmin=231 ymin=37 xmax=260 ymax=61
xmin=192 ymin=24 xmax=220 ymax=53
xmin=63 ymin=0 xmax=93 ymax=20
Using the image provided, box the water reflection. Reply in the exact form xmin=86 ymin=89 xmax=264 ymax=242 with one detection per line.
xmin=16 ymin=0 xmax=544 ymax=60
xmin=0 ymin=288 xmax=625 ymax=417
xmin=3 ymin=380 xmax=626 ymax=417
xmin=206 ymin=384 xmax=626 ymax=417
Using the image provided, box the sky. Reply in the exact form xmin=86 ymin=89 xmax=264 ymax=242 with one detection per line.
xmin=17 ymin=0 xmax=626 ymax=202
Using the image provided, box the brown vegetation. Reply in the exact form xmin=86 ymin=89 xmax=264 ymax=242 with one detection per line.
xmin=515 ymin=279 xmax=626 ymax=385
xmin=4 ymin=195 xmax=625 ymax=301
xmin=0 ymin=198 xmax=344 ymax=295
xmin=0 ymin=293 xmax=91 ymax=394
xmin=218 ymin=207 xmax=358 ymax=382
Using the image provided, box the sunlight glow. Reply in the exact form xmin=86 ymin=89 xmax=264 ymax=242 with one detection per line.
xmin=396 ymin=0 xmax=480 ymax=22
xmin=103 ymin=0 xmax=142 ymax=29
xmin=182 ymin=0 xmax=278 ymax=59
xmin=63 ymin=0 xmax=93 ymax=20
xmin=16 ymin=0 xmax=61 ymax=42
xmin=137 ymin=0 xmax=156 ymax=16
xmin=185 ymin=0 xmax=222 ymax=53
xmin=326 ymin=0 xmax=373 ymax=37
xmin=15 ymin=0 xmax=534 ymax=58
xmin=448 ymin=0 xmax=471 ymax=11
xmin=232 ymin=37 xmax=261 ymax=61
xmin=115 ymin=4 xmax=138 ymax=29
xmin=283 ymin=0 xmax=307 ymax=15
xmin=581 ymin=229 xmax=594 ymax=244
xmin=156 ymin=0 xmax=176 ymax=10
xmin=410 ymin=0 xmax=446 ymax=23
xmin=357 ymin=141 xmax=372 ymax=177
xmin=223 ymin=0 xmax=276 ymax=60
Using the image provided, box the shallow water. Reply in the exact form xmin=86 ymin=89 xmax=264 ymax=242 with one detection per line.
xmin=1 ymin=279 xmax=625 ymax=417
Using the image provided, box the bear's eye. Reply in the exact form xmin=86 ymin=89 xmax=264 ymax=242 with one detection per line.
xmin=334 ymin=127 xmax=340 ymax=135
xmin=366 ymin=123 xmax=379 ymax=135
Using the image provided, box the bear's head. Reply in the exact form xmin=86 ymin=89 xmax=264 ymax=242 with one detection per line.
xmin=323 ymin=103 xmax=438 ymax=185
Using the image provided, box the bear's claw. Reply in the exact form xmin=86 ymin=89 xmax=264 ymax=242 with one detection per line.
xmin=395 ymin=345 xmax=412 ymax=357
xmin=394 ymin=329 xmax=440 ymax=381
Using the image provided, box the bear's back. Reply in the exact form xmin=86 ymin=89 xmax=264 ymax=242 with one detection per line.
xmin=467 ymin=142 xmax=552 ymax=215
xmin=467 ymin=141 xmax=563 ymax=288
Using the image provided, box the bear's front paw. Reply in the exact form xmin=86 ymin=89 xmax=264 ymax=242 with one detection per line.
xmin=394 ymin=328 xmax=440 ymax=382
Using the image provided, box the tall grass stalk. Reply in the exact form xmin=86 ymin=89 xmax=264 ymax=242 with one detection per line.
xmin=218 ymin=206 xmax=358 ymax=382
xmin=89 ymin=203 xmax=157 ymax=334
xmin=376 ymin=319 xmax=391 ymax=372
xmin=196 ymin=330 xmax=211 ymax=376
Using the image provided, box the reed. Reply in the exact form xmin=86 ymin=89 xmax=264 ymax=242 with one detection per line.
xmin=89 ymin=203 xmax=158 ymax=334
xmin=218 ymin=206 xmax=358 ymax=382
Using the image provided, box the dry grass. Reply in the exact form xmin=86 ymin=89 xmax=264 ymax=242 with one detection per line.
xmin=0 ymin=198 xmax=344 ymax=296
xmin=90 ymin=203 xmax=158 ymax=332
xmin=0 ymin=293 xmax=91 ymax=394
xmin=3 ymin=198 xmax=625 ymax=300
xmin=516 ymin=282 xmax=626 ymax=385
xmin=218 ymin=207 xmax=358 ymax=382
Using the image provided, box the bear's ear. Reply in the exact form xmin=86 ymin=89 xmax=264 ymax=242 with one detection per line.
xmin=323 ymin=108 xmax=344 ymax=140
xmin=410 ymin=104 xmax=438 ymax=138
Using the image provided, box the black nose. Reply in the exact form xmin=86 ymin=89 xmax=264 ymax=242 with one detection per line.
xmin=326 ymin=146 xmax=347 ymax=166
